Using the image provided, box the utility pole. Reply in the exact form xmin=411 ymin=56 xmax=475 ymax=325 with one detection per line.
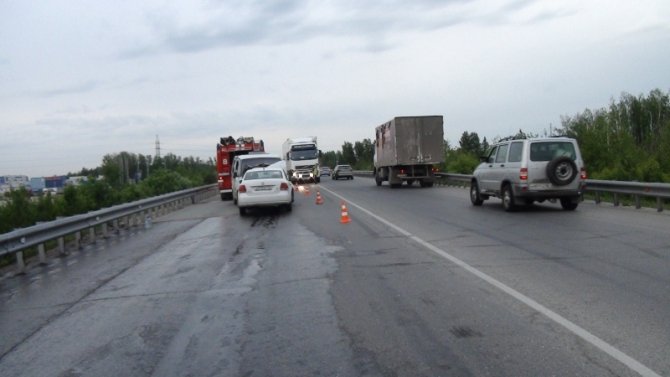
xmin=155 ymin=135 xmax=161 ymax=159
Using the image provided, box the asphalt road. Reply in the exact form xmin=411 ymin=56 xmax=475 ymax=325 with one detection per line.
xmin=1 ymin=177 xmax=668 ymax=377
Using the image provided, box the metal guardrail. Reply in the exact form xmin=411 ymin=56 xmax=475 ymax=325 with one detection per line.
xmin=1 ymin=184 xmax=217 ymax=273
xmin=353 ymin=171 xmax=670 ymax=212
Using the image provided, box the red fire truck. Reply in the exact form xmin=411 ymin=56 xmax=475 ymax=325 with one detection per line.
xmin=216 ymin=136 xmax=265 ymax=200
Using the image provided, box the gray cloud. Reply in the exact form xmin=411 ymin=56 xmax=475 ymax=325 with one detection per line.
xmin=37 ymin=81 xmax=102 ymax=98
xmin=119 ymin=0 xmax=481 ymax=58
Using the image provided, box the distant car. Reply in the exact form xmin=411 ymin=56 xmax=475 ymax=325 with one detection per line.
xmin=320 ymin=167 xmax=331 ymax=176
xmin=470 ymin=137 xmax=586 ymax=211
xmin=237 ymin=166 xmax=294 ymax=216
xmin=332 ymin=165 xmax=354 ymax=180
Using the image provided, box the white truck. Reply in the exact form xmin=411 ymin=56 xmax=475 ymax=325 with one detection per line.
xmin=374 ymin=116 xmax=444 ymax=188
xmin=282 ymin=137 xmax=320 ymax=183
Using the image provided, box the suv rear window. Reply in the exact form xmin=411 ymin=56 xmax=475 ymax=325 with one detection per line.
xmin=240 ymin=157 xmax=281 ymax=174
xmin=530 ymin=141 xmax=576 ymax=161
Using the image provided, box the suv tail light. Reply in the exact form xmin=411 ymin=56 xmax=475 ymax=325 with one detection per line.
xmin=519 ymin=167 xmax=528 ymax=181
xmin=280 ymin=182 xmax=289 ymax=190
xmin=238 ymin=184 xmax=247 ymax=193
xmin=580 ymin=167 xmax=587 ymax=180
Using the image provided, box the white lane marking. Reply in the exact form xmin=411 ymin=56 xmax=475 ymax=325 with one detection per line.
xmin=320 ymin=186 xmax=662 ymax=377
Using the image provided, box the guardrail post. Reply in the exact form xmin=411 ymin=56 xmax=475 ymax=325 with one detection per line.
xmin=634 ymin=195 xmax=641 ymax=209
xmin=75 ymin=231 xmax=82 ymax=250
xmin=38 ymin=244 xmax=47 ymax=265
xmin=613 ymin=193 xmax=620 ymax=207
xmin=657 ymin=197 xmax=664 ymax=212
xmin=58 ymin=237 xmax=66 ymax=255
xmin=102 ymin=223 xmax=108 ymax=238
xmin=594 ymin=192 xmax=601 ymax=204
xmin=16 ymin=251 xmax=26 ymax=274
xmin=144 ymin=213 xmax=152 ymax=229
xmin=89 ymin=227 xmax=96 ymax=243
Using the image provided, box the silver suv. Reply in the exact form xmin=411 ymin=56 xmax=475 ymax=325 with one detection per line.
xmin=470 ymin=137 xmax=586 ymax=211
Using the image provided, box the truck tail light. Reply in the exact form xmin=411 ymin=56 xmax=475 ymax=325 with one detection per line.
xmin=520 ymin=168 xmax=528 ymax=181
xmin=399 ymin=168 xmax=405 ymax=174
xmin=580 ymin=167 xmax=587 ymax=180
xmin=280 ymin=182 xmax=289 ymax=190
xmin=239 ymin=184 xmax=247 ymax=193
xmin=432 ymin=167 xmax=439 ymax=172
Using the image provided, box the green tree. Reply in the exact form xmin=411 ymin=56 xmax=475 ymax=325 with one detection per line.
xmin=1 ymin=188 xmax=35 ymax=231
xmin=341 ymin=142 xmax=356 ymax=166
xmin=353 ymin=138 xmax=374 ymax=169
xmin=320 ymin=151 xmax=338 ymax=168
xmin=458 ymin=131 xmax=481 ymax=156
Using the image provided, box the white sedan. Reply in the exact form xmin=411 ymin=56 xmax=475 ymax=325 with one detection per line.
xmin=237 ymin=167 xmax=294 ymax=215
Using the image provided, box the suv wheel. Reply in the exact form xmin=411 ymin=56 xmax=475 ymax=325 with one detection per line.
xmin=470 ymin=181 xmax=483 ymax=206
xmin=547 ymin=157 xmax=578 ymax=186
xmin=502 ymin=184 xmax=516 ymax=212
xmin=560 ymin=197 xmax=579 ymax=211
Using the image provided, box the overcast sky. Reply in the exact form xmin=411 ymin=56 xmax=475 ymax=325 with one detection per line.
xmin=1 ymin=0 xmax=669 ymax=177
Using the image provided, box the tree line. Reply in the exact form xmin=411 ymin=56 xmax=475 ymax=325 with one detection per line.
xmin=3 ymin=88 xmax=669 ymax=234
xmin=324 ymin=88 xmax=670 ymax=182
xmin=0 ymin=152 xmax=215 ymax=235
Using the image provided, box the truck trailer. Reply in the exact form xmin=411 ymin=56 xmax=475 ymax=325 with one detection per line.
xmin=374 ymin=116 xmax=444 ymax=188
xmin=282 ymin=137 xmax=320 ymax=184
xmin=216 ymin=136 xmax=265 ymax=200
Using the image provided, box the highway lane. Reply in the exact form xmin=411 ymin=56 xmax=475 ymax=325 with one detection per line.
xmin=0 ymin=180 xmax=667 ymax=376
xmin=318 ymin=176 xmax=669 ymax=376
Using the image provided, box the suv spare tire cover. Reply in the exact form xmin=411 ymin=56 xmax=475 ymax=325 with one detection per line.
xmin=546 ymin=157 xmax=578 ymax=186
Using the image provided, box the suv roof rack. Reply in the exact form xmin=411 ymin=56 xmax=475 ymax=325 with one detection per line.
xmin=498 ymin=135 xmax=527 ymax=142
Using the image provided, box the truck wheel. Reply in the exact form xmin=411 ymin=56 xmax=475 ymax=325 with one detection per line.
xmin=406 ymin=179 xmax=414 ymax=186
xmin=420 ymin=180 xmax=433 ymax=188
xmin=375 ymin=175 xmax=382 ymax=186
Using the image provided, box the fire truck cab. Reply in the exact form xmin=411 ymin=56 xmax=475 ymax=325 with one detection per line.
xmin=216 ymin=136 xmax=264 ymax=200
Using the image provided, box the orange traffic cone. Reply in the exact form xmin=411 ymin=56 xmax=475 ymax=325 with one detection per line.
xmin=340 ymin=201 xmax=351 ymax=224
xmin=315 ymin=190 xmax=324 ymax=205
